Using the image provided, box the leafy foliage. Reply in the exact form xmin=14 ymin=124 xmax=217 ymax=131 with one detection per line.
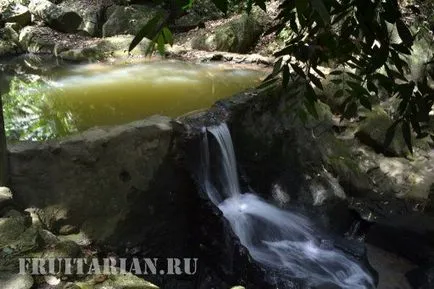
xmin=2 ymin=78 xmax=77 ymax=141
xmin=237 ymin=0 xmax=433 ymax=152
xmin=132 ymin=0 xmax=433 ymax=152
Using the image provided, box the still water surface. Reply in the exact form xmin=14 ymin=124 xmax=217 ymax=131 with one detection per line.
xmin=3 ymin=60 xmax=264 ymax=140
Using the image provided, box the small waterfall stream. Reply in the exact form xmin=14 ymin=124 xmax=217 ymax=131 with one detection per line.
xmin=198 ymin=123 xmax=374 ymax=289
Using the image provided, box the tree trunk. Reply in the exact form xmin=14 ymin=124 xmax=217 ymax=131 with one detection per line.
xmin=0 ymin=94 xmax=9 ymax=186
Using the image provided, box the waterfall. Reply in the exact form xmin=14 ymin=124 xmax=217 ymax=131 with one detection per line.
xmin=199 ymin=123 xmax=374 ymax=289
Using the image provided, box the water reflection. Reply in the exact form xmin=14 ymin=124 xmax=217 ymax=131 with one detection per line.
xmin=2 ymin=60 xmax=264 ymax=141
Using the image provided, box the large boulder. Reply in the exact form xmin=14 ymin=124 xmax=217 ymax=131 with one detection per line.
xmin=102 ymin=5 xmax=163 ymax=37
xmin=58 ymin=34 xmax=151 ymax=61
xmin=0 ymin=25 xmax=23 ymax=57
xmin=0 ymin=1 xmax=31 ymax=27
xmin=0 ymin=187 xmax=13 ymax=212
xmin=172 ymin=0 xmax=223 ymax=32
xmin=18 ymin=26 xmax=151 ymax=59
xmin=0 ymin=214 xmax=29 ymax=248
xmin=59 ymin=0 xmax=107 ymax=36
xmin=355 ymin=106 xmax=414 ymax=157
xmin=191 ymin=8 xmax=270 ymax=53
xmin=0 ymin=39 xmax=22 ymax=57
xmin=28 ymin=0 xmax=83 ymax=33
xmin=19 ymin=26 xmax=58 ymax=53
xmin=0 ymin=272 xmax=33 ymax=289
xmin=9 ymin=116 xmax=198 ymax=257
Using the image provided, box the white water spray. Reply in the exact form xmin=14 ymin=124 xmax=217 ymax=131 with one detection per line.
xmin=200 ymin=123 xmax=374 ymax=289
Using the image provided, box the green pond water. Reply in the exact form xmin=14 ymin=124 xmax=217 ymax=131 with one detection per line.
xmin=2 ymin=61 xmax=265 ymax=141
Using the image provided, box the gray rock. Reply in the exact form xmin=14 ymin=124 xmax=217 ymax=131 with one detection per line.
xmin=58 ymin=224 xmax=79 ymax=235
xmin=0 ymin=220 xmax=40 ymax=272
xmin=173 ymin=0 xmax=223 ymax=32
xmin=0 ymin=187 xmax=13 ymax=211
xmin=42 ymin=240 xmax=81 ymax=258
xmin=59 ymin=0 xmax=106 ymax=36
xmin=18 ymin=26 xmax=57 ymax=53
xmin=38 ymin=229 xmax=60 ymax=245
xmin=0 ymin=26 xmax=23 ymax=56
xmin=0 ymin=1 xmax=31 ymax=27
xmin=355 ymin=107 xmax=411 ymax=157
xmin=75 ymin=273 xmax=158 ymax=289
xmin=5 ymin=22 xmax=22 ymax=33
xmin=102 ymin=4 xmax=163 ymax=37
xmin=28 ymin=0 xmax=82 ymax=33
xmin=59 ymin=34 xmax=151 ymax=61
xmin=0 ymin=272 xmax=33 ymax=289
xmin=191 ymin=7 xmax=270 ymax=53
xmin=0 ymin=215 xmax=29 ymax=248
xmin=9 ymin=115 xmax=196 ymax=256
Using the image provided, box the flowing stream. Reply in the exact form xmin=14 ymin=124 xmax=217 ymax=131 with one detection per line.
xmin=199 ymin=123 xmax=374 ymax=289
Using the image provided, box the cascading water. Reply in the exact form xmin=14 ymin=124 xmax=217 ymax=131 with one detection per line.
xmin=199 ymin=123 xmax=374 ymax=289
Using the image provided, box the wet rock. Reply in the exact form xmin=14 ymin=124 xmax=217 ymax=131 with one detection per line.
xmin=366 ymin=215 xmax=434 ymax=265
xmin=0 ymin=226 xmax=42 ymax=271
xmin=355 ymin=107 xmax=411 ymax=157
xmin=58 ymin=224 xmax=79 ymax=235
xmin=39 ymin=229 xmax=60 ymax=246
xmin=0 ymin=272 xmax=33 ymax=289
xmin=191 ymin=7 xmax=270 ymax=53
xmin=102 ymin=5 xmax=163 ymax=37
xmin=28 ymin=0 xmax=83 ymax=33
xmin=366 ymin=244 xmax=415 ymax=289
xmin=57 ymin=231 xmax=91 ymax=246
xmin=0 ymin=1 xmax=31 ymax=27
xmin=43 ymin=240 xmax=82 ymax=258
xmin=36 ymin=204 xmax=69 ymax=233
xmin=406 ymin=265 xmax=434 ymax=289
xmin=0 ymin=187 xmax=13 ymax=212
xmin=75 ymin=273 xmax=159 ymax=289
xmin=9 ymin=116 xmax=198 ymax=258
xmin=0 ymin=215 xmax=30 ymax=248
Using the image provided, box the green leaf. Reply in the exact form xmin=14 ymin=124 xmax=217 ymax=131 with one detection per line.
xmin=334 ymin=89 xmax=344 ymax=98
xmin=308 ymin=73 xmax=323 ymax=90
xmin=156 ymin=34 xmax=165 ymax=55
xmin=129 ymin=12 xmax=165 ymax=53
xmin=272 ymin=57 xmax=283 ymax=76
xmin=359 ymin=95 xmax=372 ymax=110
xmin=312 ymin=66 xmax=325 ymax=78
xmin=347 ymin=72 xmax=363 ymax=81
xmin=396 ymin=19 xmax=414 ymax=46
xmin=290 ymin=63 xmax=305 ymax=78
xmin=384 ymin=119 xmax=400 ymax=148
xmin=342 ymin=101 xmax=357 ymax=119
xmin=329 ymin=70 xmax=344 ymax=75
xmin=391 ymin=43 xmax=411 ymax=55
xmin=162 ymin=27 xmax=173 ymax=46
xmin=402 ymin=120 xmax=413 ymax=154
xmin=211 ymin=0 xmax=228 ymax=14
xmin=282 ymin=64 xmax=290 ymax=88
xmin=311 ymin=0 xmax=330 ymax=24
xmin=295 ymin=0 xmax=309 ymax=15
xmin=367 ymin=80 xmax=378 ymax=94
xmin=257 ymin=77 xmax=279 ymax=90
